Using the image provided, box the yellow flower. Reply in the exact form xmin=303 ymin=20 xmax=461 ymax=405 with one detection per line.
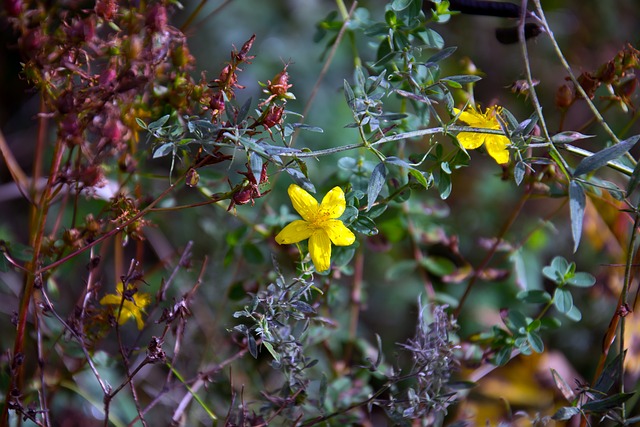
xmin=453 ymin=105 xmax=511 ymax=164
xmin=100 ymin=283 xmax=151 ymax=330
xmin=275 ymin=184 xmax=356 ymax=272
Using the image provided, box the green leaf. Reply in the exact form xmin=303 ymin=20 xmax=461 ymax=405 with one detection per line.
xmin=441 ymin=75 xmax=483 ymax=85
xmin=574 ymin=135 xmax=640 ymax=176
xmin=514 ymin=161 xmax=526 ymax=186
xmin=567 ymin=272 xmax=596 ymax=287
xmin=409 ymin=169 xmax=430 ymax=189
xmin=248 ymin=152 xmax=263 ymax=184
xmin=147 ymin=114 xmax=170 ymax=130
xmin=527 ymin=331 xmax=544 ymax=353
xmin=153 ymin=142 xmax=174 ymax=158
xmin=581 ymin=392 xmax=635 ymax=412
xmin=565 ymin=304 xmax=582 ymax=321
xmin=436 ymin=170 xmax=452 ymax=199
xmin=262 ymin=341 xmax=280 ymax=362
xmin=569 ymin=180 xmax=585 ymax=252
xmin=552 ymin=407 xmax=580 ymax=421
xmin=344 ymin=80 xmax=355 ymax=109
xmin=517 ymin=290 xmax=552 ymax=304
xmin=551 ymin=131 xmax=595 ymax=144
xmin=135 ymin=117 xmax=148 ymax=129
xmin=283 ymin=168 xmax=316 ymax=193
xmin=507 ymin=310 xmax=528 ymax=332
xmin=419 ymin=27 xmax=444 ymax=49
xmin=248 ymin=335 xmax=258 ymax=359
xmin=626 ymin=160 xmax=640 ymax=196
xmin=367 ymin=162 xmax=387 ymax=211
xmin=554 ymin=287 xmax=573 ymax=313
xmin=419 ymin=256 xmax=456 ymax=277
xmin=495 ymin=346 xmax=513 ymax=366
xmin=237 ymin=97 xmax=252 ymax=123
xmin=594 ymin=351 xmax=625 ymax=393
xmin=352 ymin=215 xmax=378 ymax=236
xmin=425 ymin=46 xmax=457 ymax=65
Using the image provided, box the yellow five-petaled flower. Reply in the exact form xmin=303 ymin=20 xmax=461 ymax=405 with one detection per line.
xmin=100 ymin=282 xmax=151 ymax=330
xmin=453 ymin=105 xmax=511 ymax=165
xmin=275 ymin=184 xmax=356 ymax=272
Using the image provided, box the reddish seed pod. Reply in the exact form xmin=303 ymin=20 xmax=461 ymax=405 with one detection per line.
xmin=95 ymin=0 xmax=118 ymax=21
xmin=555 ymin=84 xmax=574 ymax=109
xmin=4 ymin=0 xmax=23 ymax=17
xmin=577 ymin=72 xmax=600 ymax=99
xmin=263 ymin=105 xmax=284 ymax=128
xmin=146 ymin=4 xmax=168 ymax=33
xmin=267 ymin=66 xmax=292 ymax=97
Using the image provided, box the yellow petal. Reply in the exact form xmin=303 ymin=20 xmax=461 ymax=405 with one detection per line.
xmin=319 ymin=186 xmax=347 ymax=219
xmin=308 ymin=230 xmax=332 ymax=272
xmin=100 ymin=294 xmax=122 ymax=306
xmin=275 ymin=220 xmax=314 ymax=244
xmin=453 ymin=108 xmax=486 ymax=127
xmin=484 ymin=135 xmax=511 ymax=164
xmin=323 ymin=219 xmax=355 ymax=246
xmin=121 ymin=301 xmax=145 ymax=330
xmin=288 ymin=184 xmax=319 ymax=222
xmin=456 ymin=132 xmax=485 ymax=150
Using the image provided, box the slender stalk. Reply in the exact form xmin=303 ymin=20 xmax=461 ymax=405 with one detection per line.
xmin=454 ymin=189 xmax=532 ymax=318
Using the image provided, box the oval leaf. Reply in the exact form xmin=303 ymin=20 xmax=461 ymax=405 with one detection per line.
xmin=569 ymin=181 xmax=585 ymax=252
xmin=367 ymin=162 xmax=387 ymax=211
xmin=574 ymin=135 xmax=640 ymax=176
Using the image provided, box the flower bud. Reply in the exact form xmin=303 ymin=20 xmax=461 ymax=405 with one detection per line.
xmin=555 ymin=84 xmax=574 ymax=109
xmin=95 ymin=0 xmax=117 ymax=21
xmin=263 ymin=105 xmax=284 ymax=128
xmin=4 ymin=0 xmax=23 ymax=17
xmin=577 ymin=72 xmax=600 ymax=99
xmin=146 ymin=4 xmax=167 ymax=33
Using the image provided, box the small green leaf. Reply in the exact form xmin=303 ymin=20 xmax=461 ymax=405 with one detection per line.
xmin=554 ymin=287 xmax=573 ymax=313
xmin=352 ymin=215 xmax=378 ymax=236
xmin=565 ymin=304 xmax=582 ymax=321
xmin=284 ymin=168 xmax=316 ymax=193
xmin=409 ymin=169 xmax=430 ymax=189
xmin=581 ymin=392 xmax=635 ymax=412
xmin=441 ymin=75 xmax=483 ymax=85
xmin=248 ymin=335 xmax=258 ymax=359
xmin=569 ymin=181 xmax=585 ymax=252
xmin=594 ymin=351 xmax=625 ymax=393
xmin=425 ymin=46 xmax=457 ymax=65
xmin=419 ymin=256 xmax=456 ymax=277
xmin=135 ymin=117 xmax=148 ymax=129
xmin=517 ymin=290 xmax=552 ymax=304
xmin=567 ymin=272 xmax=596 ymax=287
xmin=507 ymin=310 xmax=528 ymax=331
xmin=344 ymin=80 xmax=355 ymax=109
xmin=514 ymin=161 xmax=526 ymax=186
xmin=551 ymin=131 xmax=595 ymax=144
xmin=626 ymin=160 xmax=640 ymax=196
xmin=262 ymin=341 xmax=280 ymax=362
xmin=153 ymin=143 xmax=174 ymax=158
xmin=574 ymin=135 xmax=640 ymax=176
xmin=248 ymin=152 xmax=263 ymax=185
xmin=552 ymin=407 xmax=580 ymax=421
xmin=367 ymin=162 xmax=387 ymax=211
xmin=527 ymin=331 xmax=544 ymax=353
xmin=147 ymin=114 xmax=170 ymax=130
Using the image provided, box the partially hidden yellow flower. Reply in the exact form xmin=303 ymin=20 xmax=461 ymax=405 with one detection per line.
xmin=453 ymin=105 xmax=511 ymax=164
xmin=275 ymin=184 xmax=356 ymax=272
xmin=100 ymin=282 xmax=151 ymax=330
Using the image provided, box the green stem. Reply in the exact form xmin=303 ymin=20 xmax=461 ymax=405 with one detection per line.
xmin=517 ymin=0 xmax=571 ymax=179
